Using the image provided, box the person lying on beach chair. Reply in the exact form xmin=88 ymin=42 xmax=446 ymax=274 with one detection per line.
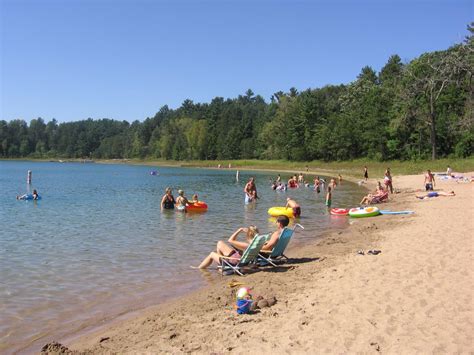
xmin=416 ymin=191 xmax=455 ymax=200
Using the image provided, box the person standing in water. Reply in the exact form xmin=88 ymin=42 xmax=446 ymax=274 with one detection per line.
xmin=244 ymin=177 xmax=258 ymax=202
xmin=363 ymin=166 xmax=368 ymax=181
xmin=326 ymin=186 xmax=332 ymax=208
xmin=236 ymin=170 xmax=240 ymax=182
xmin=161 ymin=187 xmax=176 ymax=210
xmin=175 ymin=190 xmax=190 ymax=211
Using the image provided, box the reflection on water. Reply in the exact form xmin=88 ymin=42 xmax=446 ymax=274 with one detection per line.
xmin=0 ymin=161 xmax=363 ymax=353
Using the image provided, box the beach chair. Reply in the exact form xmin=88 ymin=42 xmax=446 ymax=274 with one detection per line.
xmin=219 ymin=234 xmax=269 ymax=276
xmin=258 ymin=224 xmax=304 ymax=267
xmin=369 ymin=191 xmax=389 ymax=204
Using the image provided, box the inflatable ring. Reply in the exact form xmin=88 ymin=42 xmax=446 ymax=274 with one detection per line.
xmin=268 ymin=206 xmax=294 ymax=218
xmin=186 ymin=201 xmax=208 ymax=212
xmin=348 ymin=207 xmax=380 ymax=218
xmin=330 ymin=208 xmax=349 ymax=216
xmin=19 ymin=194 xmax=41 ymax=200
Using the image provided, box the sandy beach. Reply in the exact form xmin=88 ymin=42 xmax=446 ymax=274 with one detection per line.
xmin=42 ymin=173 xmax=473 ymax=354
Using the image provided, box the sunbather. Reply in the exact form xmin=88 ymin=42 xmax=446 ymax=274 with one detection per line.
xmin=416 ymin=191 xmax=455 ymax=200
xmin=360 ymin=188 xmax=388 ymax=205
xmin=196 ymin=226 xmax=259 ymax=269
xmin=196 ymin=216 xmax=290 ymax=269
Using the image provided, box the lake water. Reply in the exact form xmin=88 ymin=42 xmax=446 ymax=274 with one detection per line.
xmin=0 ymin=161 xmax=364 ymax=353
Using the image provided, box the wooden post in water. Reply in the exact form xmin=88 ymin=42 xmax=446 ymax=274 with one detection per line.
xmin=27 ymin=170 xmax=32 ymax=184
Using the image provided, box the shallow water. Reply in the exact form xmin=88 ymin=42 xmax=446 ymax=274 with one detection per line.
xmin=0 ymin=161 xmax=364 ymax=353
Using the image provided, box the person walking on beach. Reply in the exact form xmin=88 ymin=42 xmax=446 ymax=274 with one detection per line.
xmin=364 ymin=166 xmax=368 ymax=181
xmin=424 ymin=170 xmax=436 ymax=191
xmin=384 ymin=168 xmax=393 ymax=194
xmin=286 ymin=197 xmax=301 ymax=217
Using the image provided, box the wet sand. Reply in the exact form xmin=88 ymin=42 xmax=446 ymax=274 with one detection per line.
xmin=42 ymin=173 xmax=473 ymax=354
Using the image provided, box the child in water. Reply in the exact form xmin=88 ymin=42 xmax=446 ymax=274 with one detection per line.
xmin=191 ymin=194 xmax=199 ymax=203
xmin=326 ymin=186 xmax=332 ymax=208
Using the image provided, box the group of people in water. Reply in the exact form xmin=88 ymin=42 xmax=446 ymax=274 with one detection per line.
xmin=168 ymin=165 xmax=458 ymax=270
xmin=160 ymin=187 xmax=199 ymax=211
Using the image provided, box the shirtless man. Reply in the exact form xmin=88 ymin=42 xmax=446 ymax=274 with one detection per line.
xmin=424 ymin=170 xmax=435 ymax=191
xmin=286 ymin=197 xmax=301 ymax=217
xmin=244 ymin=177 xmax=258 ymax=201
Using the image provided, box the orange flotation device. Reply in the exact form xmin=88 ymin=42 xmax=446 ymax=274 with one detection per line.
xmin=186 ymin=201 xmax=208 ymax=212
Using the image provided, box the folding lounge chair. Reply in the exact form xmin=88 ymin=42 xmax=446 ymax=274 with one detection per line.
xmin=219 ymin=233 xmax=269 ymax=276
xmin=370 ymin=191 xmax=389 ymax=204
xmin=258 ymin=223 xmax=304 ymax=267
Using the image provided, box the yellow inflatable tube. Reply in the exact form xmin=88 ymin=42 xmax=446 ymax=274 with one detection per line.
xmin=268 ymin=206 xmax=294 ymax=218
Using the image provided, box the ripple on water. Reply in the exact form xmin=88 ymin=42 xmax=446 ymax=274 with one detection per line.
xmin=0 ymin=161 xmax=364 ymax=353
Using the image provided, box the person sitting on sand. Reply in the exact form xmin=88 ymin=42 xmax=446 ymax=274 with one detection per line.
xmin=416 ymin=191 xmax=455 ymax=200
xmin=196 ymin=226 xmax=259 ymax=269
xmin=286 ymin=197 xmax=301 ymax=217
xmin=424 ymin=169 xmax=436 ymax=191
xmin=161 ymin=187 xmax=176 ymax=210
xmin=446 ymin=166 xmax=453 ymax=177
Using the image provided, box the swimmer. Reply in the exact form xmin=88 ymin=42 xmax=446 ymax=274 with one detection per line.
xmin=286 ymin=197 xmax=301 ymax=217
xmin=17 ymin=189 xmax=39 ymax=200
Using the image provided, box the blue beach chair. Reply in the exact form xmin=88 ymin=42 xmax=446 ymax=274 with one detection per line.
xmin=258 ymin=223 xmax=304 ymax=267
xmin=219 ymin=234 xmax=269 ymax=276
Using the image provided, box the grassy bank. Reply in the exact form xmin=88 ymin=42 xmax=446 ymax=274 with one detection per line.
xmin=101 ymin=157 xmax=474 ymax=178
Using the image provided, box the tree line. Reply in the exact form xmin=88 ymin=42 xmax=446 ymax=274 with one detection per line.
xmin=1 ymin=25 xmax=472 ymax=161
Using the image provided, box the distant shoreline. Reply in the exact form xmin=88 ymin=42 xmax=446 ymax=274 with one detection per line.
xmin=3 ymin=157 xmax=473 ymax=180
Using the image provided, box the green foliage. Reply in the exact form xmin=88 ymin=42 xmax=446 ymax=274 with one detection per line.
xmin=1 ymin=27 xmax=472 ymax=161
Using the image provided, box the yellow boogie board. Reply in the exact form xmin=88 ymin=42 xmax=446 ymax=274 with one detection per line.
xmin=268 ymin=206 xmax=294 ymax=218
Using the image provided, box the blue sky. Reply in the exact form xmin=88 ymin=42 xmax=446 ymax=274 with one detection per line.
xmin=1 ymin=0 xmax=472 ymax=123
